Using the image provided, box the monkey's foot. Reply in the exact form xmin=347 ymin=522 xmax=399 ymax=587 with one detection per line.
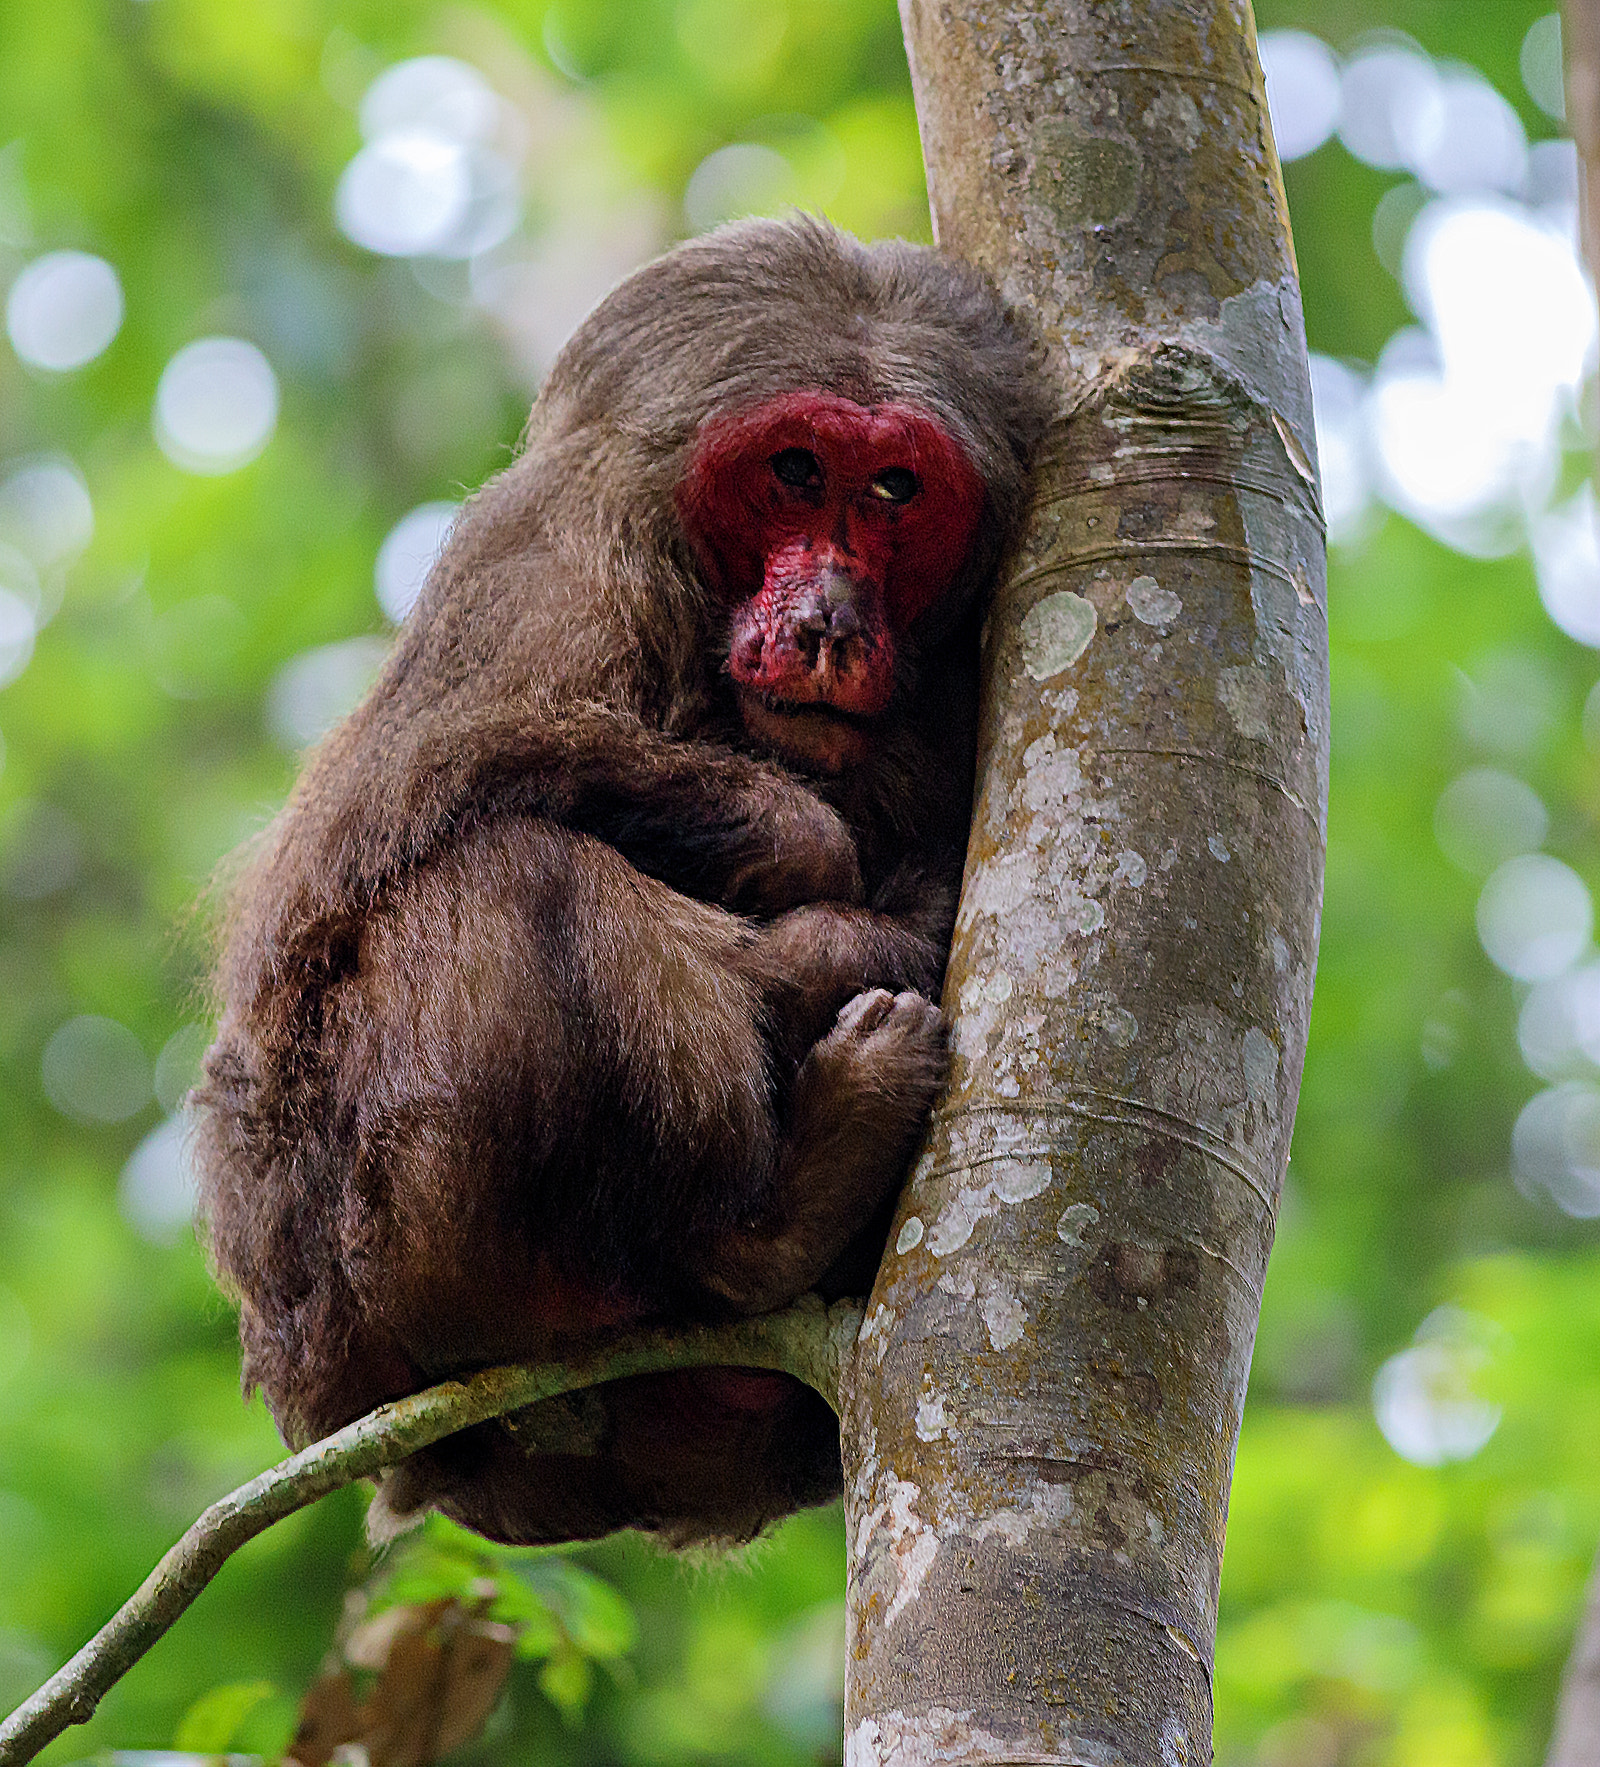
xmin=804 ymin=987 xmax=947 ymax=1122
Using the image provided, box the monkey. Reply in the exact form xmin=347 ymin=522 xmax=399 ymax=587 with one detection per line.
xmin=194 ymin=216 xmax=1047 ymax=1548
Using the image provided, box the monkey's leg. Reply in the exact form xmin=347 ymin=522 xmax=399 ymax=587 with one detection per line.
xmin=340 ymin=820 xmax=851 ymax=1545
xmin=329 ymin=816 xmax=790 ymax=1380
xmin=698 ymin=988 xmax=946 ymax=1313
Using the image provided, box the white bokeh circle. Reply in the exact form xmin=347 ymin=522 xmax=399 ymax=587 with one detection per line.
xmin=336 ymin=130 xmax=473 ymax=257
xmin=5 ymin=251 xmax=123 ymax=371
xmin=376 ymin=501 xmax=458 ymax=623
xmin=1477 ymin=854 xmax=1593 ymax=982
xmin=154 ymin=338 xmax=279 ymax=475
xmin=1258 ymin=31 xmax=1341 ymax=163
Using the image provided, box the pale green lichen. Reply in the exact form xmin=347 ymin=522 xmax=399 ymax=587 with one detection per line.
xmin=1019 ymin=591 xmax=1096 ymax=678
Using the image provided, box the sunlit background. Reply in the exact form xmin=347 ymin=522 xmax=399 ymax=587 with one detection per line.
xmin=2 ymin=1 xmax=1599 ymax=1763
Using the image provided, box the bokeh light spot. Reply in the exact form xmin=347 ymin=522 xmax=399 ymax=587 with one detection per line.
xmin=1258 ymin=32 xmax=1341 ymax=163
xmin=338 ymin=57 xmax=518 ymax=262
xmin=0 ymin=588 xmax=34 ymax=689
xmin=1476 ymin=854 xmax=1592 ymax=982
xmin=376 ymin=501 xmax=457 ymax=623
xmin=1368 ymin=196 xmax=1593 ymax=553
xmin=1406 ymin=72 xmax=1527 ymax=196
xmin=1338 ymin=44 xmax=1438 ymax=172
xmin=359 ymin=56 xmax=501 ymax=145
xmin=1521 ymin=13 xmax=1566 ymax=121
xmin=119 ymin=1113 xmax=199 ymax=1244
xmin=337 ymin=131 xmax=473 ymax=257
xmin=1403 ymin=202 xmax=1593 ymax=435
xmin=684 ymin=144 xmax=795 ymax=233
xmin=1533 ymin=486 xmax=1600 ymax=647
xmin=154 ymin=338 xmax=279 ymax=475
xmin=1455 ymin=650 xmax=1560 ymax=759
xmin=1513 ymin=1083 xmax=1600 ymax=1215
xmin=4 ymin=251 xmax=123 ymax=371
xmin=154 ymin=1023 xmax=212 ymax=1114
xmin=1372 ymin=1309 xmax=1501 ymax=1467
xmin=1516 ymin=966 xmax=1600 ymax=1081
xmin=40 ymin=1015 xmax=152 ymax=1123
xmin=267 ymin=636 xmax=389 ymax=749
xmin=0 ymin=457 xmax=94 ymax=568
xmin=1434 ymin=769 xmax=1548 ymax=875
xmin=1308 ymin=353 xmax=1370 ymax=538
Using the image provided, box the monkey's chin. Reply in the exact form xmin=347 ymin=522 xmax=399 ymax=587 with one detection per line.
xmin=736 ymin=688 xmax=873 ymax=774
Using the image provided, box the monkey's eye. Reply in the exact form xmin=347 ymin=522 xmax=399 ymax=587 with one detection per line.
xmin=870 ymin=467 xmax=920 ymax=504
xmin=770 ymin=448 xmax=823 ymax=490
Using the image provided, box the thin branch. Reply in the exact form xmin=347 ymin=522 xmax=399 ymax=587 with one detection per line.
xmin=0 ymin=1296 xmax=861 ymax=1767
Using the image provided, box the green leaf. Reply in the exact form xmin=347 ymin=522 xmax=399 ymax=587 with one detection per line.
xmin=560 ymin=1566 xmax=639 ymax=1659
xmin=172 ymin=1679 xmax=276 ymax=1753
xmin=508 ymin=1599 xmax=562 ymax=1660
xmin=538 ymin=1644 xmax=594 ymax=1723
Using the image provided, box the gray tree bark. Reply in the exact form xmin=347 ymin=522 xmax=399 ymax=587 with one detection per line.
xmin=1563 ymin=1 xmax=1600 ymax=306
xmin=840 ymin=5 xmax=1328 ymax=1763
xmin=1551 ymin=9 xmax=1600 ymax=1762
xmin=1548 ymin=1550 xmax=1600 ymax=1767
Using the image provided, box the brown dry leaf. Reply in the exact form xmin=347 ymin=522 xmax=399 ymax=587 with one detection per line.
xmin=362 ymin=1627 xmax=448 ymax=1767
xmin=285 ymin=1667 xmax=364 ymax=1767
xmin=345 ymin=1600 xmax=448 ymax=1672
xmin=334 ymin=1597 xmax=516 ymax=1767
xmin=430 ymin=1620 xmax=516 ymax=1758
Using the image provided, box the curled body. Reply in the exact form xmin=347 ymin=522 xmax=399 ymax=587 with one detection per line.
xmin=195 ymin=217 xmax=1047 ymax=1547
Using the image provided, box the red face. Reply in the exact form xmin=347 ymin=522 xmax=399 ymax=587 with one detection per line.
xmin=677 ymin=391 xmax=985 ymax=772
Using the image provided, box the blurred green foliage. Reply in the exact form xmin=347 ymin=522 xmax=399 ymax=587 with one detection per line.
xmin=0 ymin=0 xmax=1594 ymax=1764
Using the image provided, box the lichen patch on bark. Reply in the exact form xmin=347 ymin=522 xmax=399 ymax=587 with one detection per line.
xmin=1019 ymin=591 xmax=1097 ymax=677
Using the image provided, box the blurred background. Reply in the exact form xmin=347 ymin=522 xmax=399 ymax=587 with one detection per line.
xmin=0 ymin=0 xmax=1595 ymax=1762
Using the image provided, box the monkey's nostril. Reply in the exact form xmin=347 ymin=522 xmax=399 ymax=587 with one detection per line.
xmin=829 ymin=603 xmax=860 ymax=640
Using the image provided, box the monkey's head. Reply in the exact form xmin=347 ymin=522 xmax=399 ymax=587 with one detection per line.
xmin=675 ymin=388 xmax=986 ymax=771
xmin=427 ymin=218 xmax=1048 ymax=773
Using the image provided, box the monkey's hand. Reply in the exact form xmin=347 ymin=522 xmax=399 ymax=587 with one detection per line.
xmin=724 ymin=793 xmax=863 ymax=919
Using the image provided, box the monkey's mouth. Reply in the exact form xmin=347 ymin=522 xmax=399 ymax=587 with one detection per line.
xmin=749 ymin=691 xmax=876 ymax=730
xmin=735 ymin=685 xmax=875 ymax=773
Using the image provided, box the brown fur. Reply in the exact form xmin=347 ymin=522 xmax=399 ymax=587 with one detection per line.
xmin=194 ymin=216 xmax=1048 ymax=1547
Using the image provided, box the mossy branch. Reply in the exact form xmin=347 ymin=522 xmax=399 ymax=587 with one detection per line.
xmin=0 ymin=1296 xmax=861 ymax=1767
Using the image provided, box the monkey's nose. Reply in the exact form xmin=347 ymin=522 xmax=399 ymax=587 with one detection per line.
xmin=793 ymin=592 xmax=830 ymax=637
xmin=791 ymin=572 xmax=865 ymax=669
xmin=817 ymin=565 xmax=859 ymax=615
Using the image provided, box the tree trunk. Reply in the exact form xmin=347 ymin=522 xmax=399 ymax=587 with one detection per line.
xmin=1550 ymin=13 xmax=1600 ymax=1754
xmin=1564 ymin=1 xmax=1600 ymax=308
xmin=840 ymin=5 xmax=1328 ymax=1763
xmin=1548 ymin=1549 xmax=1600 ymax=1767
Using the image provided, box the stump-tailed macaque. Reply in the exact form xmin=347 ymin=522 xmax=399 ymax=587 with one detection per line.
xmin=195 ymin=217 xmax=1046 ymax=1546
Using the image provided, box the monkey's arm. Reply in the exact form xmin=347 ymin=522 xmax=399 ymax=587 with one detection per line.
xmin=251 ymin=701 xmax=866 ymax=982
xmin=697 ymin=989 xmax=949 ymax=1314
xmin=540 ymin=715 xmax=865 ymax=915
xmin=384 ymin=704 xmax=865 ymax=918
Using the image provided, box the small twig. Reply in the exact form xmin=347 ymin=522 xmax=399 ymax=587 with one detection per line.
xmin=0 ymin=1296 xmax=861 ymax=1767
